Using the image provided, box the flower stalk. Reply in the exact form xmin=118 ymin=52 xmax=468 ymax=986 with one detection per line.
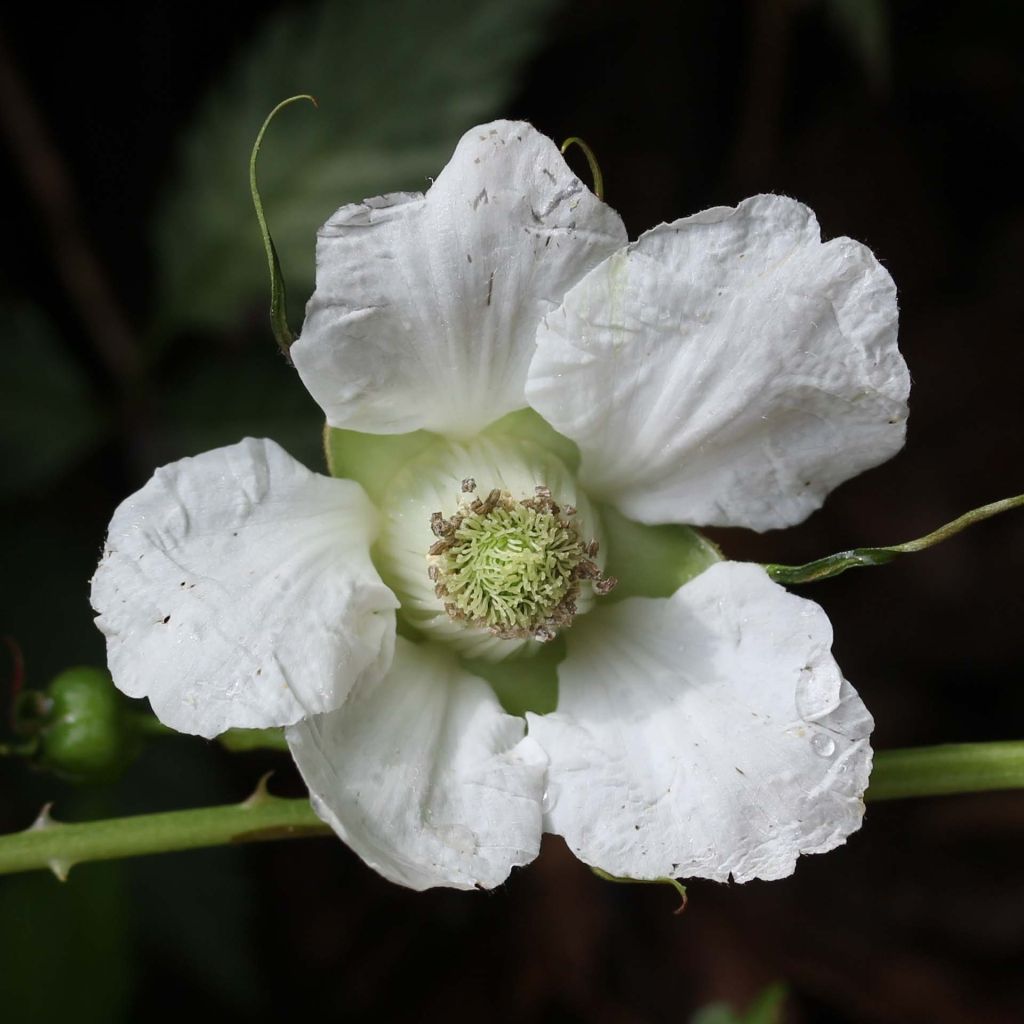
xmin=1 ymin=742 xmax=1021 ymax=880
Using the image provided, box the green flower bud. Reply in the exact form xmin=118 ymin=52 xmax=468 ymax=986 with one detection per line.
xmin=39 ymin=667 xmax=140 ymax=783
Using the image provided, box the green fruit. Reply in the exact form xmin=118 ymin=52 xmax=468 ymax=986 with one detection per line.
xmin=39 ymin=668 xmax=139 ymax=783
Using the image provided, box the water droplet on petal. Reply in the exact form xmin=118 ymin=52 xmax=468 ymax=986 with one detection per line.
xmin=811 ymin=733 xmax=836 ymax=758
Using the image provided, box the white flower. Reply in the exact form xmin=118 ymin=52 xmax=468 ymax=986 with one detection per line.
xmin=91 ymin=121 xmax=909 ymax=890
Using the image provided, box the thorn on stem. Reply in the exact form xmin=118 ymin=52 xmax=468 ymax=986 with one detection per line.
xmin=242 ymin=771 xmax=276 ymax=808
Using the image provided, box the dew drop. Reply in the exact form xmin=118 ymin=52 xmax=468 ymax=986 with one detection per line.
xmin=541 ymin=789 xmax=556 ymax=815
xmin=811 ymin=733 xmax=836 ymax=758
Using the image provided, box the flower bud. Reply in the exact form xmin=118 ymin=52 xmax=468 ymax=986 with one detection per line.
xmin=39 ymin=667 xmax=140 ymax=783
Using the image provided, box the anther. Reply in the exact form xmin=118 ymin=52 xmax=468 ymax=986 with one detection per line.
xmin=426 ymin=484 xmax=611 ymax=642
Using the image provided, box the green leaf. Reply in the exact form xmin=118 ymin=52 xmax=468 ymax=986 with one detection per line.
xmin=154 ymin=0 xmax=558 ymax=340
xmin=0 ymin=306 xmax=107 ymax=498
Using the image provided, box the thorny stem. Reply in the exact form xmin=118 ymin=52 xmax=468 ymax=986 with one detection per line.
xmin=0 ymin=742 xmax=1022 ymax=879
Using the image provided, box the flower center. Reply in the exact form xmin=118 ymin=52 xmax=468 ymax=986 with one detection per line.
xmin=427 ymin=480 xmax=615 ymax=642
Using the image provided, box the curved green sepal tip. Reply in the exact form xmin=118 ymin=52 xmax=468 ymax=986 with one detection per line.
xmin=765 ymin=492 xmax=1024 ymax=585
xmin=560 ymin=136 xmax=605 ymax=200
xmin=250 ymin=94 xmax=318 ymax=357
xmin=591 ymin=865 xmax=688 ymax=913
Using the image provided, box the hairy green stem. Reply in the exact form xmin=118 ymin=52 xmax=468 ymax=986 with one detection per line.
xmin=1 ymin=743 xmax=1021 ymax=879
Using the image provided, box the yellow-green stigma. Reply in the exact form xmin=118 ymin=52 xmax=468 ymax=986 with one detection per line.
xmin=428 ymin=481 xmax=615 ymax=642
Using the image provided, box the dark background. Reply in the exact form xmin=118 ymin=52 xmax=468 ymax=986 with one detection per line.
xmin=1 ymin=1 xmax=1022 ymax=1021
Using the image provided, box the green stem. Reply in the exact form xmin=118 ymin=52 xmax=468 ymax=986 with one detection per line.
xmin=217 ymin=727 xmax=289 ymax=753
xmin=765 ymin=493 xmax=1024 ymax=584
xmin=1 ymin=742 xmax=1021 ymax=879
xmin=867 ymin=742 xmax=1024 ymax=801
xmin=0 ymin=782 xmax=328 ymax=880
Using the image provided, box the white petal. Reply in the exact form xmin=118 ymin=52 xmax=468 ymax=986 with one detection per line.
xmin=527 ymin=561 xmax=873 ymax=883
xmin=90 ymin=438 xmax=397 ymax=738
xmin=287 ymin=637 xmax=546 ymax=890
xmin=292 ymin=120 xmax=627 ymax=438
xmin=376 ymin=431 xmax=602 ymax=660
xmin=527 ymin=194 xmax=909 ymax=530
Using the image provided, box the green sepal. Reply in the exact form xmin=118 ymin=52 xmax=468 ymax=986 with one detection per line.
xmin=483 ymin=408 xmax=581 ymax=473
xmin=560 ymin=136 xmax=605 ymax=200
xmin=323 ymin=423 xmax=439 ymax=498
xmin=599 ymin=503 xmax=721 ymax=600
xmin=37 ymin=668 xmax=142 ymax=784
xmin=590 ymin=865 xmax=688 ymax=913
xmin=461 ymin=637 xmax=564 ymax=717
xmin=765 ymin=492 xmax=1024 ymax=585
xmin=249 ymin=94 xmax=318 ymax=357
xmin=324 ymin=409 xmax=579 ymax=499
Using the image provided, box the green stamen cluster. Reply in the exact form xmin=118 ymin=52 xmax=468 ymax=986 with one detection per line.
xmin=428 ymin=482 xmax=614 ymax=641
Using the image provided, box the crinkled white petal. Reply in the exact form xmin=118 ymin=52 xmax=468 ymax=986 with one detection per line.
xmin=90 ymin=438 xmax=398 ymax=738
xmin=292 ymin=120 xmax=627 ymax=438
xmin=376 ymin=433 xmax=602 ymax=660
xmin=527 ymin=561 xmax=873 ymax=883
xmin=527 ymin=194 xmax=910 ymax=530
xmin=287 ymin=637 xmax=547 ymax=891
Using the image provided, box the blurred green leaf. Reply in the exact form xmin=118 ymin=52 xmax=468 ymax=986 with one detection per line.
xmin=824 ymin=0 xmax=891 ymax=90
xmin=154 ymin=0 xmax=558 ymax=340
xmin=0 ymin=306 xmax=107 ymax=498
xmin=691 ymin=984 xmax=787 ymax=1024
xmin=121 ymin=738 xmax=263 ymax=1010
xmin=0 ymin=792 xmax=131 ymax=1024
xmin=159 ymin=344 xmax=324 ymax=469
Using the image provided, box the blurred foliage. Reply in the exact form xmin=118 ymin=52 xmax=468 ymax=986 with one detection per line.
xmin=824 ymin=0 xmax=891 ymax=90
xmin=691 ymin=984 xmax=787 ymax=1024
xmin=0 ymin=792 xmax=131 ymax=1024
xmin=154 ymin=0 xmax=558 ymax=339
xmin=0 ymin=304 xmax=106 ymax=498
xmin=158 ymin=344 xmax=323 ymax=467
